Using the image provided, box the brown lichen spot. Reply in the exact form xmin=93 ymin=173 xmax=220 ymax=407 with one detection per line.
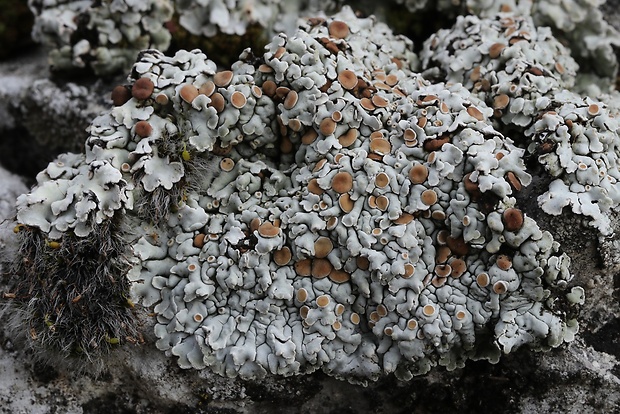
xmin=209 ymin=92 xmax=225 ymax=113
xmin=300 ymin=305 xmax=310 ymax=319
xmin=231 ymin=91 xmax=247 ymax=109
xmin=274 ymin=87 xmax=289 ymax=101
xmin=329 ymin=269 xmax=351 ymax=284
xmin=193 ymin=233 xmax=206 ymax=248
xmin=132 ymin=78 xmax=154 ymax=100
xmin=370 ymin=138 xmax=391 ymax=155
xmin=180 ymin=83 xmax=199 ymax=104
xmin=440 ymin=101 xmax=450 ymax=114
xmin=296 ymin=288 xmax=308 ymax=302
xmin=404 ymin=128 xmax=417 ymax=143
xmin=250 ymin=217 xmax=261 ymax=232
xmin=251 ymin=85 xmax=263 ymax=98
xmin=258 ymin=222 xmax=280 ymax=238
xmin=420 ymin=189 xmax=438 ymax=207
xmin=313 ymin=158 xmax=328 ymax=173
xmin=332 ymin=171 xmax=353 ymax=193
xmin=326 ymin=216 xmax=338 ymax=230
xmin=476 ymin=272 xmax=490 ymax=287
xmin=281 ymin=136 xmax=293 ymax=154
xmin=375 ymin=304 xmax=387 ymax=318
xmin=273 ymin=46 xmax=286 ymax=59
xmin=505 ymin=171 xmax=522 ymax=192
xmin=496 ymin=254 xmax=512 ymax=271
xmin=199 ymin=81 xmax=216 ymax=97
xmin=274 ymin=246 xmax=292 ymax=266
xmin=350 ymin=313 xmax=361 ymax=325
xmin=369 ymin=311 xmax=380 ymax=322
xmin=367 ymin=195 xmax=377 ymax=209
xmin=135 ymin=120 xmax=152 ymax=138
xmin=393 ymin=213 xmax=414 ymax=225
xmin=314 ymin=237 xmax=333 ymax=258
xmin=436 ymin=230 xmax=449 ymax=245
xmin=436 ymin=246 xmax=451 ymax=263
xmin=467 ymin=106 xmax=485 ymax=121
xmin=588 ymin=103 xmax=601 ymax=116
xmin=455 ymin=310 xmax=467 ymax=320
xmin=319 ymin=79 xmax=333 ymax=93
xmin=493 ymin=280 xmax=508 ymax=294
xmin=111 ymin=85 xmax=131 ymax=106
xmin=375 ymin=172 xmax=390 ymax=188
xmin=373 ymin=69 xmax=386 ymax=81
xmin=446 ymin=236 xmax=469 ymax=256
xmin=320 ymin=118 xmax=337 ymax=135
xmin=403 ymin=263 xmax=415 ymax=279
xmin=555 ymin=62 xmax=565 ymax=75
xmin=435 ymin=264 xmax=452 ymax=278
xmin=356 ymin=256 xmax=370 ymax=270
xmin=279 ymin=90 xmax=298 ymax=110
xmin=316 ymin=294 xmax=330 ymax=308
xmin=417 ymin=116 xmax=428 ymax=128
xmin=431 ymin=210 xmax=446 ymax=221
xmin=421 ymin=94 xmax=438 ymax=105
xmin=312 ymin=259 xmax=333 ymax=279
xmin=464 ymin=173 xmax=481 ymax=197
xmin=503 ymin=208 xmax=524 ymax=232
xmin=295 ymin=259 xmax=313 ymax=277
xmin=423 ymin=135 xmax=450 ymax=152
xmin=155 ymin=93 xmax=169 ymax=105
xmin=338 ymin=193 xmax=354 ymax=213
xmin=494 ymin=94 xmax=510 ymax=110
xmin=339 ymin=128 xmax=358 ymax=147
xmin=423 ymin=304 xmax=436 ymax=317
xmin=409 ymin=164 xmax=429 ymax=184
xmin=328 ymin=20 xmax=349 ymax=39
xmin=367 ymin=153 xmax=383 ymax=162
xmin=308 ymin=178 xmax=324 ymax=195
xmin=213 ymin=70 xmax=234 ymax=87
xmin=374 ymin=82 xmax=390 ymax=91
xmin=220 ymin=158 xmax=235 ymax=172
xmin=470 ymin=66 xmax=482 ymax=82
xmin=432 ymin=276 xmax=447 ymax=288
xmin=376 ymin=195 xmax=389 ymax=211
xmin=385 ymin=73 xmax=399 ymax=86
xmin=262 ymin=80 xmax=277 ymax=97
xmin=371 ymin=95 xmax=389 ymax=108
xmin=335 ymin=303 xmax=345 ymax=316
xmin=301 ymin=129 xmax=319 ymax=145
xmin=338 ymin=69 xmax=357 ymax=90
xmin=288 ymin=119 xmax=302 ymax=132
xmin=360 ymin=97 xmax=375 ymax=111
xmin=489 ymin=42 xmax=506 ymax=59
xmin=407 ymin=319 xmax=417 ymax=330
xmin=450 ymin=258 xmax=467 ymax=278
xmin=332 ymin=321 xmax=342 ymax=331
xmin=258 ymin=64 xmax=273 ymax=73
xmin=331 ymin=111 xmax=343 ymax=122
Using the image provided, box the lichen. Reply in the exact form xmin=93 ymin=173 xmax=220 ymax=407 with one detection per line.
xmin=420 ymin=12 xmax=620 ymax=235
xmin=28 ymin=0 xmax=174 ymax=75
xmin=9 ymin=7 xmax=582 ymax=382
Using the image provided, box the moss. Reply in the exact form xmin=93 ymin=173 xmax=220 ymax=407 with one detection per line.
xmin=7 ymin=216 xmax=138 ymax=363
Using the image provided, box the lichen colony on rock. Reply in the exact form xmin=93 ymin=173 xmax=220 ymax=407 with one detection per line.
xmin=421 ymin=13 xmax=620 ymax=235
xmin=13 ymin=7 xmax=580 ymax=382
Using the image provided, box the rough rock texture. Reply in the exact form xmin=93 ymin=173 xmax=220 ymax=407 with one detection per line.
xmin=0 ymin=1 xmax=619 ymax=413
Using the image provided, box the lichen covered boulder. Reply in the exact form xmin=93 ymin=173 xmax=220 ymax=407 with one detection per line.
xmin=12 ymin=7 xmax=580 ymax=382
